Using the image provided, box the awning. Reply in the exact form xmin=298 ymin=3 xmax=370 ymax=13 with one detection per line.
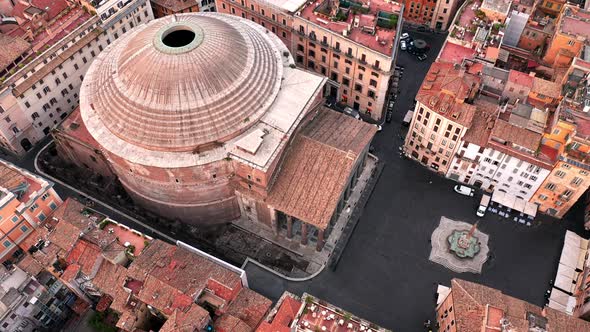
xmin=491 ymin=191 xmax=538 ymax=217
xmin=548 ymin=287 xmax=576 ymax=315
xmin=524 ymin=202 xmax=537 ymax=218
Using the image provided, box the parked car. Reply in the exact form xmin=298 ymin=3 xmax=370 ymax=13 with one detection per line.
xmin=417 ymin=53 xmax=427 ymax=61
xmin=374 ymin=124 xmax=382 ymax=132
xmin=400 ymin=32 xmax=410 ymax=40
xmin=454 ymin=185 xmax=474 ymax=197
xmin=386 ymin=110 xmax=393 ymax=123
xmin=387 ymin=100 xmax=395 ymax=111
xmin=400 ymin=40 xmax=407 ymax=51
xmin=476 ymin=194 xmax=491 ymax=217
xmin=342 ymin=107 xmax=361 ymax=119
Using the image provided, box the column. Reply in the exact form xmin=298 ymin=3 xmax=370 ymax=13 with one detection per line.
xmin=316 ymin=229 xmax=325 ymax=251
xmin=286 ymin=215 xmax=293 ymax=239
xmin=270 ymin=208 xmax=279 ymax=235
xmin=301 ymin=223 xmax=308 ymax=245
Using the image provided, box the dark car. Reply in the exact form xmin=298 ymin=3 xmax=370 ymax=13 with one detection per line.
xmin=386 ymin=110 xmax=393 ymax=123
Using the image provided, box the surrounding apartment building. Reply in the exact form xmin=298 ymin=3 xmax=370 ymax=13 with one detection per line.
xmin=0 ymin=160 xmax=61 ymax=266
xmin=150 ymin=0 xmax=213 ymax=17
xmin=14 ymin=197 xmax=274 ymax=332
xmin=403 ymin=61 xmax=481 ymax=175
xmin=548 ymin=231 xmax=590 ymax=320
xmin=0 ymin=0 xmax=154 ymax=156
xmin=436 ymin=278 xmax=590 ymax=332
xmin=398 ymin=0 xmax=461 ymax=31
xmin=0 ymin=265 xmax=73 ymax=331
xmin=257 ymin=291 xmax=391 ymax=332
xmin=530 ymin=119 xmax=590 ymax=218
xmin=446 ymin=97 xmax=555 ymax=200
xmin=543 ymin=5 xmax=590 ymax=68
xmin=217 ymin=0 xmax=403 ymax=120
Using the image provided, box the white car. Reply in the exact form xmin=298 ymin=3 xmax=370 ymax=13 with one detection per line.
xmin=374 ymin=124 xmax=382 ymax=132
xmin=454 ymin=185 xmax=474 ymax=197
xmin=401 ymin=32 xmax=410 ymax=40
xmin=400 ymin=40 xmax=407 ymax=51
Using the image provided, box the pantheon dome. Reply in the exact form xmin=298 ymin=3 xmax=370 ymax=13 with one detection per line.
xmin=77 ymin=13 xmax=326 ymax=224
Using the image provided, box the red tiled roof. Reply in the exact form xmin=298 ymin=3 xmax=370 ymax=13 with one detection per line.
xmin=257 ymin=295 xmax=302 ymax=332
xmin=96 ymin=294 xmax=113 ymax=312
xmin=416 ymin=62 xmax=480 ymax=127
xmin=508 ymin=70 xmax=534 ymax=88
xmin=449 ymin=279 xmax=590 ymax=332
xmin=31 ymin=0 xmax=69 ymax=20
xmin=463 ymin=98 xmax=498 ymax=146
xmin=531 ymin=77 xmax=561 ymax=99
xmin=16 ymin=254 xmax=44 ymax=277
xmin=539 ymin=144 xmax=559 ymax=163
xmin=490 ymin=119 xmax=542 ymax=151
xmin=438 ymin=42 xmax=476 ymax=64
xmin=0 ymin=34 xmax=30 ymax=72
xmin=92 ymin=260 xmax=127 ymax=299
xmin=226 ymin=288 xmax=272 ymax=329
xmin=216 ymin=314 xmax=253 ymax=332
xmin=160 ymin=306 xmax=210 ymax=332
xmin=61 ymin=263 xmax=80 ymax=282
xmin=267 ymin=108 xmax=376 ymax=230
xmin=65 ymin=239 xmax=101 ymax=276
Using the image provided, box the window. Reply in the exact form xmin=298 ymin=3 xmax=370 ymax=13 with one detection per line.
xmin=55 ymin=78 xmax=61 ymax=85
xmin=368 ymin=90 xmax=376 ymax=98
xmin=354 ymin=84 xmax=362 ymax=92
xmin=545 ymin=183 xmax=556 ymax=191
xmin=570 ymin=177 xmax=583 ymax=186
xmin=37 ymin=213 xmax=46 ymax=222
xmin=3 ymin=241 xmax=10 ymax=248
xmin=20 ymin=225 xmax=28 ymax=233
xmin=31 ymin=112 xmax=40 ymax=120
xmin=342 ymin=77 xmax=350 ymax=86
xmin=29 ymin=203 xmax=38 ymax=212
xmin=539 ymin=194 xmax=548 ymax=200
xmin=568 ymin=40 xmax=575 ymax=46
xmin=369 ymin=79 xmax=377 ymax=87
xmin=11 ymin=216 xmax=18 ymax=223
xmin=24 ymin=101 xmax=30 ymax=108
xmin=555 ymin=170 xmax=566 ymax=178
xmin=74 ymin=63 xmax=79 ymax=70
xmin=562 ymin=163 xmax=571 ymax=169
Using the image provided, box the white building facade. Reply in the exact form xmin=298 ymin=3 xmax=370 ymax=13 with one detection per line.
xmin=0 ymin=0 xmax=154 ymax=155
xmin=447 ymin=142 xmax=551 ymax=200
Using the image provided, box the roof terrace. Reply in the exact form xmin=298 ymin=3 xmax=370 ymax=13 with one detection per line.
xmin=299 ymin=0 xmax=401 ymax=55
xmin=295 ymin=293 xmax=390 ymax=332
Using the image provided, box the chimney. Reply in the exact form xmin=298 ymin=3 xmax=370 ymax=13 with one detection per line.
xmin=529 ymin=71 xmax=536 ymax=77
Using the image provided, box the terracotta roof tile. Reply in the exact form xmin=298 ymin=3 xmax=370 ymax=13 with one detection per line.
xmin=31 ymin=0 xmax=69 ymax=20
xmin=508 ymin=70 xmax=534 ymax=88
xmin=16 ymin=254 xmax=44 ymax=277
xmin=0 ymin=34 xmax=30 ymax=72
xmin=257 ymin=295 xmax=301 ymax=332
xmin=531 ymin=77 xmax=561 ymax=99
xmin=267 ymin=109 xmax=376 ymax=229
xmin=490 ymin=119 xmax=542 ymax=151
xmin=216 ymin=314 xmax=254 ymax=332
xmin=61 ymin=263 xmax=80 ymax=283
xmin=462 ymin=98 xmax=499 ymax=146
xmin=449 ymin=279 xmax=590 ymax=331
xmin=65 ymin=240 xmax=101 ymax=276
xmin=160 ymin=306 xmax=210 ymax=332
xmin=416 ymin=62 xmax=480 ymax=127
xmin=226 ymin=288 xmax=272 ymax=329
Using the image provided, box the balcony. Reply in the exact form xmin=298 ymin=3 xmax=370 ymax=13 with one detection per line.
xmin=345 ymin=52 xmax=353 ymax=58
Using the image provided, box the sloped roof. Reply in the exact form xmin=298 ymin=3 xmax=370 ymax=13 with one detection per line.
xmin=463 ymin=98 xmax=499 ymax=146
xmin=490 ymin=119 xmax=542 ymax=151
xmin=215 ymin=314 xmax=253 ymax=332
xmin=226 ymin=288 xmax=272 ymax=329
xmin=416 ymin=62 xmax=480 ymax=127
xmin=450 ymin=279 xmax=590 ymax=331
xmin=508 ymin=70 xmax=534 ymax=88
xmin=531 ymin=77 xmax=561 ymax=99
xmin=267 ymin=109 xmax=376 ymax=230
xmin=257 ymin=295 xmax=302 ymax=332
xmin=160 ymin=306 xmax=210 ymax=332
xmin=0 ymin=34 xmax=30 ymax=72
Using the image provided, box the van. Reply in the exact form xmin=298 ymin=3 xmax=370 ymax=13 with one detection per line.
xmin=402 ymin=110 xmax=414 ymax=126
xmin=476 ymin=194 xmax=491 ymax=217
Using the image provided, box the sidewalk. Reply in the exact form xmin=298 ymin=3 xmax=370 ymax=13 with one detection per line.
xmin=234 ymin=155 xmax=380 ymax=277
